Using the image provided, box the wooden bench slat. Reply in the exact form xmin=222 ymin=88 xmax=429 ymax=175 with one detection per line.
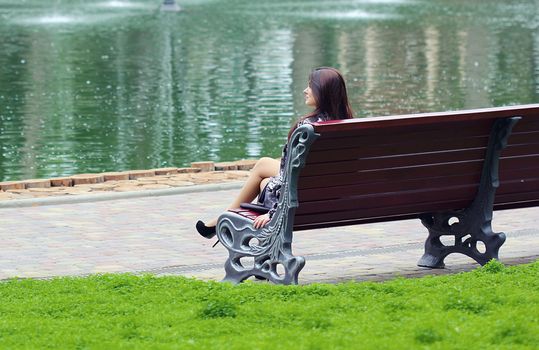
xmin=296 ymin=173 xmax=539 ymax=213
xmin=310 ymin=122 xmax=493 ymax=152
xmin=500 ymin=167 xmax=539 ymax=182
xmin=298 ymin=173 xmax=480 ymax=202
xmin=310 ymin=115 xmax=539 ymax=146
xmin=229 ymin=208 xmax=260 ymax=220
xmin=507 ymin=130 xmax=539 ymax=143
xmin=294 ymin=194 xmax=539 ymax=230
xmin=297 ymin=165 xmax=538 ymax=193
xmin=296 ymin=186 xmax=479 ymax=215
xmin=300 ymin=153 xmax=539 ymax=180
xmin=300 ymin=158 xmax=486 ymax=179
xmin=294 ymin=199 xmax=472 ymax=229
xmin=304 ymin=148 xmax=489 ymax=175
xmin=499 ymin=155 xmax=539 ymax=176
xmin=306 ymin=132 xmax=539 ymax=165
xmin=509 ymin=117 xmax=539 ymax=132
xmin=312 ymin=119 xmax=494 ymax=140
xmin=495 ymin=190 xmax=539 ymax=207
xmin=498 ymin=178 xmax=539 ymax=195
xmin=294 ymin=189 xmax=539 ymax=230
xmin=309 ymin=121 xmax=539 ymax=154
xmin=311 ymin=104 xmax=539 ymax=133
xmin=301 ymin=150 xmax=539 ymax=178
xmin=503 ymin=143 xmax=539 ymax=157
xmin=301 ymin=159 xmax=484 ymax=177
xmin=297 ymin=164 xmax=539 ymax=203
xmin=298 ymin=163 xmax=483 ymax=189
xmin=306 ymin=136 xmax=490 ymax=163
xmin=494 ymin=198 xmax=539 ymax=211
xmin=294 ymin=214 xmax=420 ymax=230
xmin=294 ymin=177 xmax=539 ymax=229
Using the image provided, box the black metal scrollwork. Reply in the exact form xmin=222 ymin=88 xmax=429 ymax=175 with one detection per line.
xmin=217 ymin=125 xmax=319 ymax=284
xmin=418 ymin=117 xmax=520 ymax=268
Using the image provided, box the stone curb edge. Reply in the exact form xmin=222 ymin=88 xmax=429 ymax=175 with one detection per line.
xmin=4 ymin=255 xmax=537 ymax=284
xmin=0 ymin=181 xmax=244 ymax=209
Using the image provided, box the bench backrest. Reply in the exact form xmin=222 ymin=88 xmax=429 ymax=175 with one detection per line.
xmin=293 ymin=104 xmax=539 ymax=231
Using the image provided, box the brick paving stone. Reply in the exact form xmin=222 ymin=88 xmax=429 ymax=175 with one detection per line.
xmin=62 ymin=187 xmax=92 ymax=195
xmin=50 ymin=177 xmax=74 ymax=187
xmin=127 ymin=170 xmax=156 ymax=180
xmin=169 ymin=174 xmax=192 ymax=180
xmin=153 ymin=168 xmax=179 ymax=175
xmin=114 ymin=185 xmax=144 ymax=192
xmin=6 ymin=189 xmax=30 ymax=194
xmin=71 ymin=174 xmax=104 ymax=185
xmin=196 ymin=171 xmax=226 ymax=179
xmin=215 ymin=162 xmax=239 ymax=171
xmin=139 ymin=176 xmax=170 ymax=182
xmin=0 ymin=192 xmax=18 ymax=200
xmin=224 ymin=171 xmax=250 ymax=179
xmin=102 ymin=172 xmax=130 ymax=181
xmin=177 ymin=167 xmax=201 ymax=173
xmin=24 ymin=179 xmax=52 ymax=188
xmin=0 ymin=170 xmax=248 ymax=201
xmin=88 ymin=183 xmax=118 ymax=191
xmin=191 ymin=161 xmax=215 ymax=172
xmin=114 ymin=180 xmax=140 ymax=186
xmin=185 ymin=178 xmax=206 ymax=184
xmin=235 ymin=159 xmax=257 ymax=170
xmin=27 ymin=187 xmax=64 ymax=193
xmin=19 ymin=192 xmax=51 ymax=198
xmin=0 ymin=181 xmax=26 ymax=191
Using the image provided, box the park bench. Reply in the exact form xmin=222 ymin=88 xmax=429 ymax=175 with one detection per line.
xmin=216 ymin=104 xmax=539 ymax=285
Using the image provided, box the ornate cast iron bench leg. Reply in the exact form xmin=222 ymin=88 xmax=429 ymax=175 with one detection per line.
xmin=216 ymin=125 xmax=319 ymax=285
xmin=217 ymin=214 xmax=305 ymax=284
xmin=418 ymin=117 xmax=520 ymax=268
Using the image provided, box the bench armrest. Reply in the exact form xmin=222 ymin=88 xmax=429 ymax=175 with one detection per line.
xmin=216 ymin=124 xmax=319 ymax=284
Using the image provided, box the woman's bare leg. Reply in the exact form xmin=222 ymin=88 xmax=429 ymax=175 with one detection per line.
xmin=205 ymin=157 xmax=279 ymax=227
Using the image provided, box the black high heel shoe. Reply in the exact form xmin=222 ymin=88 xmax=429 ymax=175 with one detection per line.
xmin=196 ymin=220 xmax=216 ymax=239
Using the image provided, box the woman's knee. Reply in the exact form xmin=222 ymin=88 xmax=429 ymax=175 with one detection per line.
xmin=252 ymin=157 xmax=279 ymax=176
xmin=253 ymin=157 xmax=279 ymax=169
xmin=254 ymin=157 xmax=276 ymax=168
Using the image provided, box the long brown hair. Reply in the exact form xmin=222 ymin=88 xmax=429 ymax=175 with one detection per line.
xmin=288 ymin=67 xmax=353 ymax=139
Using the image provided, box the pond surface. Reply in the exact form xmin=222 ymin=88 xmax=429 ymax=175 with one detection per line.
xmin=0 ymin=0 xmax=538 ymax=181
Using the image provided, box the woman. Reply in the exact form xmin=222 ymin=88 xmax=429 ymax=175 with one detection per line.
xmin=196 ymin=67 xmax=353 ymax=238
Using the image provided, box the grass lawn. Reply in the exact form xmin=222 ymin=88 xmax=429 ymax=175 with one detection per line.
xmin=0 ymin=260 xmax=538 ymax=349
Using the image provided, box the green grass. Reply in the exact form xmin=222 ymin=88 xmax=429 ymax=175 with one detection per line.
xmin=1 ymin=260 xmax=538 ymax=349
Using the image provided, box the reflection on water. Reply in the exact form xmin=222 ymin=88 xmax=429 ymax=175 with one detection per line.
xmin=0 ymin=0 xmax=538 ymax=181
xmin=93 ymin=1 xmax=154 ymax=9
xmin=24 ymin=14 xmax=79 ymax=24
xmin=287 ymin=10 xmax=394 ymax=20
xmin=13 ymin=13 xmax=134 ymax=25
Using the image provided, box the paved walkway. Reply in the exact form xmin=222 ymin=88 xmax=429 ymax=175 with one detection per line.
xmin=1 ymin=185 xmax=538 ymax=284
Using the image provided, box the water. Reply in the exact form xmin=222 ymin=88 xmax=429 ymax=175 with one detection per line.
xmin=0 ymin=0 xmax=538 ymax=181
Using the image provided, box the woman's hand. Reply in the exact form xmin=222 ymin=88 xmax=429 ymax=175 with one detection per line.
xmin=253 ymin=213 xmax=271 ymax=229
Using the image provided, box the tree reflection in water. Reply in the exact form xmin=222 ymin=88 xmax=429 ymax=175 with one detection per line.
xmin=0 ymin=0 xmax=537 ymax=181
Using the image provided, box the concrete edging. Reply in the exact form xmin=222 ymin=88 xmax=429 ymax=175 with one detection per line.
xmin=0 ymin=182 xmax=244 ymax=209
